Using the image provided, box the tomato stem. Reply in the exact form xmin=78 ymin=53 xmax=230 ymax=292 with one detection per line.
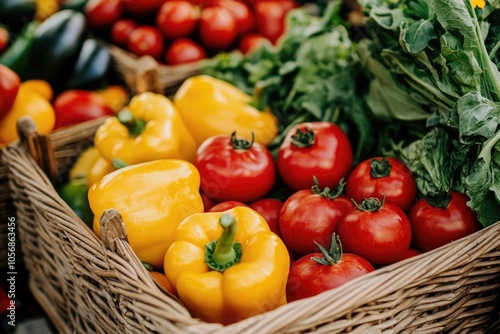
xmin=117 ymin=108 xmax=146 ymax=136
xmin=311 ymin=176 xmax=345 ymax=200
xmin=424 ymin=190 xmax=452 ymax=209
xmin=311 ymin=234 xmax=343 ymax=266
xmin=205 ymin=213 xmax=242 ymax=272
xmin=370 ymin=157 xmax=391 ymax=178
xmin=291 ymin=127 xmax=315 ymax=148
xmin=231 ymin=131 xmax=254 ymax=150
xmin=351 ymin=196 xmax=385 ymax=212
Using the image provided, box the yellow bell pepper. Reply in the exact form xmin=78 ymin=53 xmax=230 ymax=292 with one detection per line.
xmin=69 ymin=146 xmax=101 ymax=181
xmin=89 ymin=159 xmax=204 ymax=267
xmin=87 ymin=156 xmax=115 ymax=188
xmin=0 ymin=85 xmax=55 ymax=144
xmin=173 ymin=75 xmax=279 ymax=146
xmin=94 ymin=92 xmax=197 ymax=165
xmin=164 ymin=207 xmax=290 ymax=325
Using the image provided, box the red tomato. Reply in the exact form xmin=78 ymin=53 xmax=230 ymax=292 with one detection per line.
xmin=0 ymin=26 xmax=8 ymax=55
xmin=249 ymin=198 xmax=283 ymax=236
xmin=208 ymin=201 xmax=249 ymax=212
xmin=122 ymin=0 xmax=165 ymax=16
xmin=195 ymin=132 xmax=276 ymax=203
xmin=110 ymin=19 xmax=138 ymax=47
xmin=53 ymin=90 xmax=114 ymax=129
xmin=254 ymin=1 xmax=286 ymax=44
xmin=85 ymin=0 xmax=123 ymax=29
xmin=199 ymin=6 xmax=237 ymax=50
xmin=409 ymin=191 xmax=481 ymax=252
xmin=127 ymin=26 xmax=164 ymax=59
xmin=277 ymin=122 xmax=353 ymax=192
xmin=337 ymin=197 xmax=412 ymax=265
xmin=238 ymin=33 xmax=271 ymax=54
xmin=156 ymin=1 xmax=198 ymax=40
xmin=345 ymin=156 xmax=417 ymax=212
xmin=286 ymin=234 xmax=374 ymax=302
xmin=0 ymin=64 xmax=21 ymax=119
xmin=219 ymin=0 xmax=255 ymax=36
xmin=201 ymin=192 xmax=217 ymax=212
xmin=399 ymin=248 xmax=421 ymax=260
xmin=279 ymin=180 xmax=354 ymax=256
xmin=165 ymin=38 xmax=206 ymax=65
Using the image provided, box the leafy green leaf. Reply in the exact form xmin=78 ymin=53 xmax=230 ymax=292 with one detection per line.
xmin=403 ymin=19 xmax=437 ymax=53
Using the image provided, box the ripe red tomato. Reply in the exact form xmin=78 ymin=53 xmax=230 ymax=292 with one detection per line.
xmin=85 ymin=0 xmax=123 ymax=29
xmin=195 ymin=132 xmax=276 ymax=203
xmin=199 ymin=6 xmax=238 ymax=50
xmin=279 ymin=179 xmax=354 ymax=256
xmin=409 ymin=191 xmax=481 ymax=252
xmin=277 ymin=121 xmax=353 ymax=192
xmin=254 ymin=1 xmax=286 ymax=44
xmin=249 ymin=198 xmax=283 ymax=236
xmin=165 ymin=38 xmax=206 ymax=65
xmin=0 ymin=64 xmax=21 ymax=119
xmin=208 ymin=201 xmax=249 ymax=212
xmin=53 ymin=90 xmax=114 ymax=129
xmin=286 ymin=234 xmax=374 ymax=302
xmin=110 ymin=19 xmax=138 ymax=47
xmin=127 ymin=26 xmax=164 ymax=59
xmin=122 ymin=0 xmax=165 ymax=16
xmin=200 ymin=192 xmax=217 ymax=212
xmin=345 ymin=156 xmax=417 ymax=212
xmin=399 ymin=248 xmax=421 ymax=260
xmin=0 ymin=27 xmax=8 ymax=55
xmin=337 ymin=197 xmax=412 ymax=265
xmin=238 ymin=34 xmax=271 ymax=54
xmin=156 ymin=1 xmax=198 ymax=40
xmin=219 ymin=0 xmax=255 ymax=36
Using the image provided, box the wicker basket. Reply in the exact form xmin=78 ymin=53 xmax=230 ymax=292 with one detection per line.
xmin=2 ymin=116 xmax=499 ymax=333
xmin=108 ymin=45 xmax=202 ymax=98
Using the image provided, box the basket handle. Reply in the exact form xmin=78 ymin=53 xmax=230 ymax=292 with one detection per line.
xmin=135 ymin=56 xmax=163 ymax=95
xmin=99 ymin=209 xmax=129 ymax=253
xmin=17 ymin=116 xmax=58 ymax=184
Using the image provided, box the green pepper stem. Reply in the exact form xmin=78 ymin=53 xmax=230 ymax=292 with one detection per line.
xmin=205 ymin=213 xmax=242 ymax=272
xmin=117 ymin=109 xmax=146 ymax=136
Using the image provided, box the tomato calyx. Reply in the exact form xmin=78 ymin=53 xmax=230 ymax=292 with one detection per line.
xmin=424 ymin=190 xmax=452 ymax=209
xmin=231 ymin=131 xmax=255 ymax=150
xmin=205 ymin=213 xmax=242 ymax=272
xmin=352 ymin=196 xmax=385 ymax=212
xmin=117 ymin=109 xmax=146 ymax=136
xmin=311 ymin=176 xmax=345 ymax=200
xmin=291 ymin=127 xmax=315 ymax=148
xmin=311 ymin=233 xmax=343 ymax=266
xmin=370 ymin=157 xmax=391 ymax=178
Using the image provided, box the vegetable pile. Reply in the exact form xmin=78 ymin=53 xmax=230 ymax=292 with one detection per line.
xmin=83 ymin=0 xmax=307 ymax=65
xmin=4 ymin=0 xmax=498 ymax=327
xmin=203 ymin=0 xmax=500 ymax=227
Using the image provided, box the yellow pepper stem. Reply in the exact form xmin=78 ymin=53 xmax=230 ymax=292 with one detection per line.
xmin=205 ymin=213 xmax=242 ymax=272
xmin=117 ymin=109 xmax=146 ymax=136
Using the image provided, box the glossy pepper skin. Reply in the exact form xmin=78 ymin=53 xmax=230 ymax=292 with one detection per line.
xmin=94 ymin=92 xmax=197 ymax=165
xmin=89 ymin=159 xmax=204 ymax=267
xmin=164 ymin=207 xmax=290 ymax=325
xmin=173 ymin=75 xmax=278 ymax=147
xmin=0 ymin=84 xmax=55 ymax=144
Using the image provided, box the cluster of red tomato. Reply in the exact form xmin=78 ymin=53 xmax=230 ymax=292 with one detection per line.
xmin=85 ymin=0 xmax=299 ymax=65
xmin=194 ymin=121 xmax=482 ymax=302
